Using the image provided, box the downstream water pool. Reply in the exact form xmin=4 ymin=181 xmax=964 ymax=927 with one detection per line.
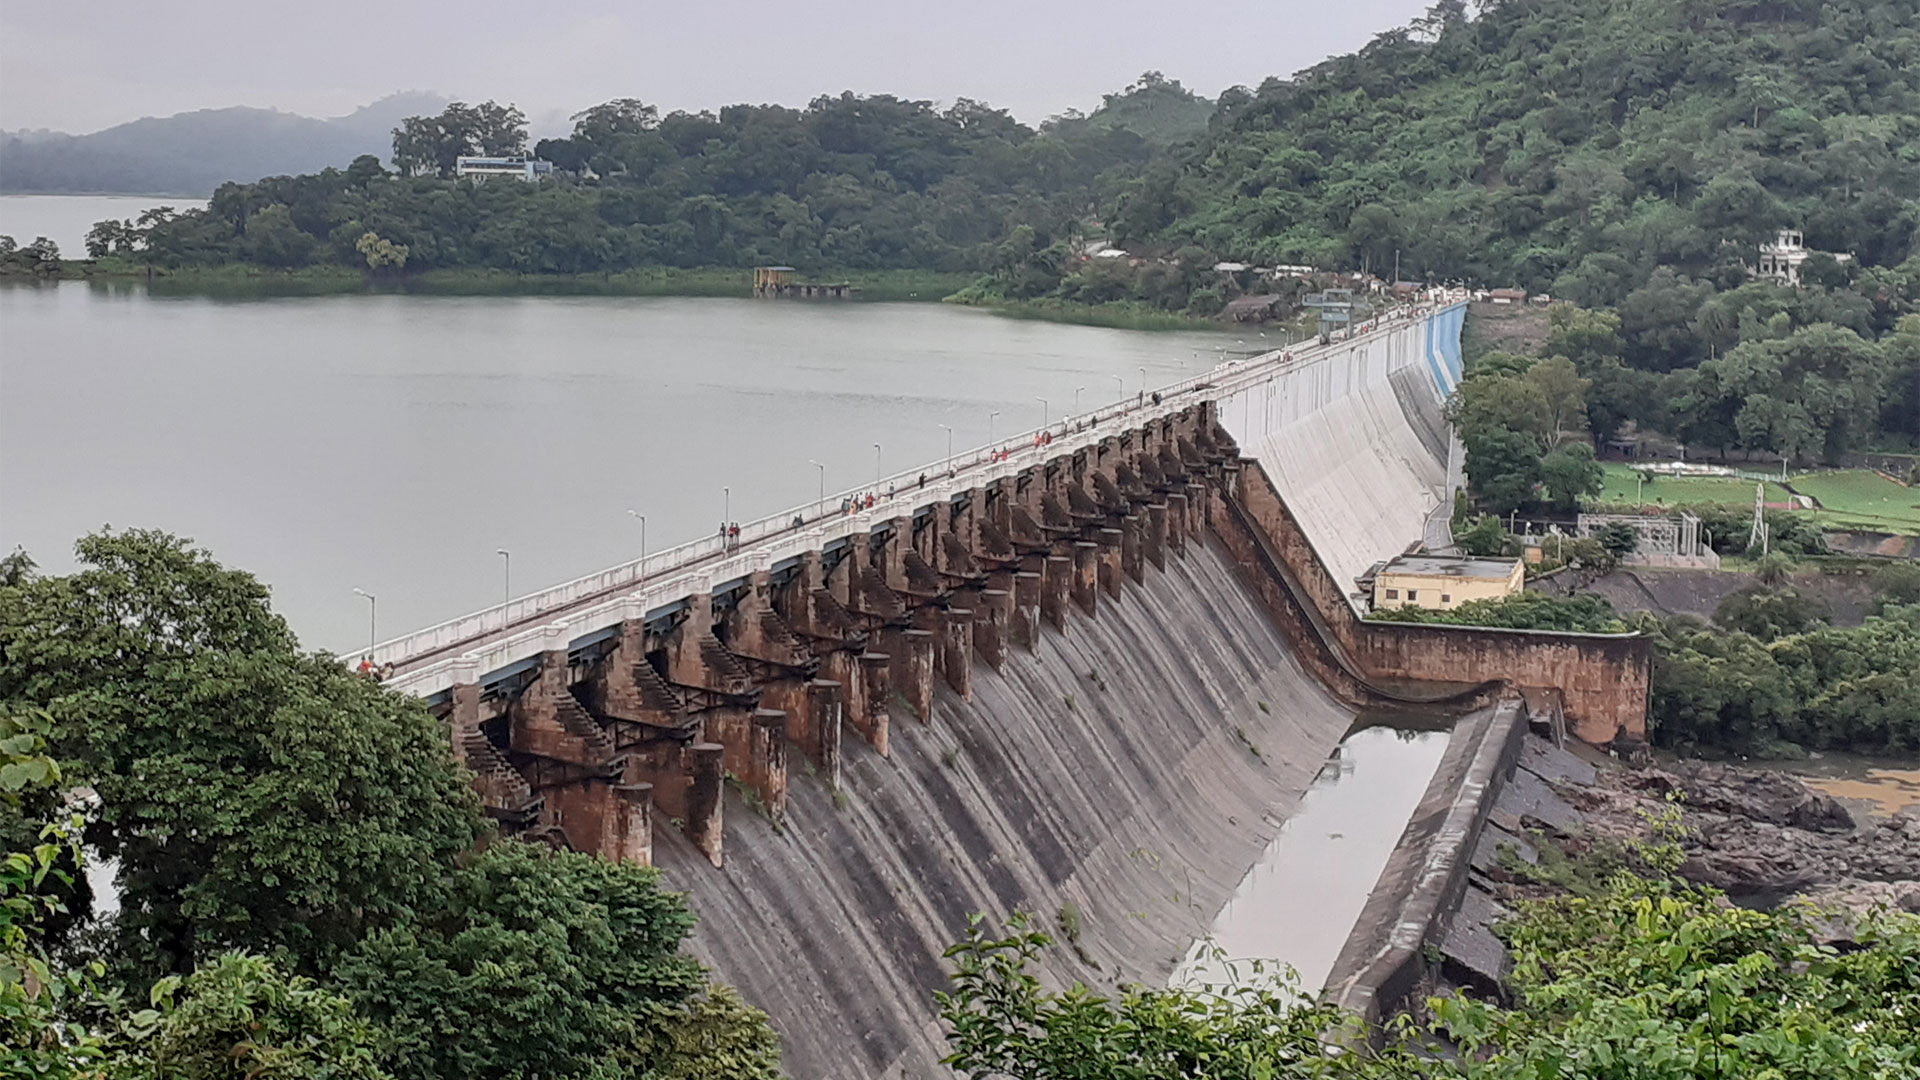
xmin=1173 ymin=724 xmax=1451 ymax=998
xmin=0 ymin=281 xmax=1233 ymax=653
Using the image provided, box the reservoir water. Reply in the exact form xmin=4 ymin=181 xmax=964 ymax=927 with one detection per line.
xmin=1173 ymin=724 xmax=1451 ymax=997
xmin=0 ymin=280 xmax=1234 ymax=654
xmin=0 ymin=193 xmax=209 ymax=255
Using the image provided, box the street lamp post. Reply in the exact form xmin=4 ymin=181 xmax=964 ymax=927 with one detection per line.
xmin=1073 ymin=385 xmax=1085 ymax=412
xmin=1035 ymin=396 xmax=1048 ymax=428
xmin=872 ymin=442 xmax=882 ymax=485
xmin=808 ymin=460 xmax=825 ymax=514
xmin=352 ymin=588 xmax=376 ymax=653
xmin=626 ymin=510 xmax=646 ymax=567
xmin=1139 ymin=367 xmax=1147 ymax=402
xmin=988 ymin=410 xmax=1000 ymax=444
xmin=1109 ymin=374 xmax=1124 ymax=400
xmin=938 ymin=424 xmax=952 ymax=473
xmin=495 ymin=549 xmax=511 ymax=602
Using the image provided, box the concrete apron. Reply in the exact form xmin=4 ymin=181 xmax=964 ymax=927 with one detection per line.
xmin=1169 ymin=711 xmax=1457 ymax=1002
xmin=1321 ymin=697 xmax=1530 ymax=1035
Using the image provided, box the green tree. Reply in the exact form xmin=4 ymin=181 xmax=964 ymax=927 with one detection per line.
xmin=0 ymin=530 xmax=485 ymax=979
xmin=1691 ymin=324 xmax=1890 ymax=461
xmin=1713 ymin=585 xmax=1830 ymax=641
xmin=1464 ymin=428 xmax=1543 ymax=514
xmin=335 ymin=842 xmax=775 ymax=1080
xmin=1524 ymin=355 xmax=1591 ymax=441
xmin=119 ymin=954 xmax=392 ymax=1080
xmin=1539 ymin=442 xmax=1603 ymax=510
xmin=1450 ymin=374 xmax=1554 ymax=449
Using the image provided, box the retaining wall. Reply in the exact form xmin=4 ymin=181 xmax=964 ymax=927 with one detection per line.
xmin=1226 ymin=459 xmax=1649 ymax=744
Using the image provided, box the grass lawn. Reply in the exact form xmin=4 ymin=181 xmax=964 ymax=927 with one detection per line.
xmin=1596 ymin=463 xmax=1791 ymax=508
xmin=1792 ymin=469 xmax=1920 ymax=534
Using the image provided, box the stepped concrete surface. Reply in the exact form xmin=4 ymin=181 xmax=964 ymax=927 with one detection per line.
xmin=654 ymin=539 xmax=1355 ymax=1080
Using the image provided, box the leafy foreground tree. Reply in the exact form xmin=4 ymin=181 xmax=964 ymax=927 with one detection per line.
xmin=0 ymin=530 xmax=781 ymax=1080
xmin=938 ymin=879 xmax=1920 ymax=1079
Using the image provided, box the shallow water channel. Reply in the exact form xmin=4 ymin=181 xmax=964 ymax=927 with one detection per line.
xmin=1173 ymin=723 xmax=1452 ymax=998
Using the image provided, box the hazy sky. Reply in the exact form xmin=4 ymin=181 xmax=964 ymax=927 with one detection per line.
xmin=2 ymin=0 xmax=1433 ymax=135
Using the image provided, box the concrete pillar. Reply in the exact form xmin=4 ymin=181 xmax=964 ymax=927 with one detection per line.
xmin=1097 ymin=527 xmax=1124 ymax=599
xmin=684 ymin=742 xmax=725 ymax=868
xmin=1071 ymin=541 xmax=1099 ymax=616
xmin=807 ymin=679 xmax=843 ymax=789
xmin=1145 ymin=503 xmax=1169 ymax=572
xmin=1165 ymin=491 xmax=1189 ymax=558
xmin=704 ymin=704 xmax=755 ymax=793
xmin=750 ymin=708 xmax=788 ymax=816
xmin=1041 ymin=554 xmax=1072 ymax=631
xmin=856 ymin=653 xmax=891 ymax=756
xmin=823 ymin=649 xmax=868 ymax=749
xmin=1121 ymin=513 xmax=1145 ymax=584
xmin=942 ymin=607 xmax=973 ymax=700
xmin=912 ymin=605 xmax=945 ymax=679
xmin=884 ymin=627 xmax=936 ymax=722
xmin=450 ymin=682 xmax=480 ymax=747
xmin=606 ymin=783 xmax=654 ymax=867
xmin=974 ymin=589 xmax=1010 ymax=670
xmin=1011 ymin=571 xmax=1042 ymax=652
xmin=1185 ymin=481 xmax=1212 ymax=535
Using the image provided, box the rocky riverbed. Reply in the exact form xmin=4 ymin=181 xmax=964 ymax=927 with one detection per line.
xmin=1437 ymin=739 xmax=1920 ymax=998
xmin=1572 ymin=758 xmax=1920 ymax=905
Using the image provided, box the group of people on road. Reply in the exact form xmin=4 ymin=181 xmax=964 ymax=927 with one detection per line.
xmin=355 ymin=656 xmax=396 ymax=682
xmin=718 ymin=521 xmax=742 ymax=548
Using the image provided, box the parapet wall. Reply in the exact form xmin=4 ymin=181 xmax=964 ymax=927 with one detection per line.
xmin=1227 ymin=458 xmax=1649 ymax=743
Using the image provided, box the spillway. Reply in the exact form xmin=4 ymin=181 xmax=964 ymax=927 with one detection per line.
xmin=654 ymin=540 xmax=1357 ymax=1079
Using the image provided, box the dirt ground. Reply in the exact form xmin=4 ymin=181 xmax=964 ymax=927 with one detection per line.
xmin=1462 ymin=301 xmax=1550 ymax=360
xmin=1575 ymin=566 xmax=1882 ymax=625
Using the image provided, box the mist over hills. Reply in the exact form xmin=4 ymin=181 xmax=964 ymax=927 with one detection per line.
xmin=0 ymin=91 xmax=447 ymax=195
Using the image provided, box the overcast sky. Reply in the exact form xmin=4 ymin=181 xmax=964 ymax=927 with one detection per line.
xmin=2 ymin=0 xmax=1434 ymax=135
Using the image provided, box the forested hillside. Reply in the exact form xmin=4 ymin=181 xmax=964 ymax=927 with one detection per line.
xmin=81 ymin=92 xmax=1166 ymax=274
xmin=1125 ymin=0 xmax=1919 ymax=289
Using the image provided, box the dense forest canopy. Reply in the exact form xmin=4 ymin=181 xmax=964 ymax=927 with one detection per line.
xmin=1138 ymin=0 xmax=1920 ymax=288
xmin=82 ymin=90 xmax=1166 ymax=275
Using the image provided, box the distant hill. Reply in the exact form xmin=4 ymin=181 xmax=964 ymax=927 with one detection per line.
xmin=1047 ymin=72 xmax=1218 ymax=148
xmin=0 ymin=92 xmax=447 ymax=196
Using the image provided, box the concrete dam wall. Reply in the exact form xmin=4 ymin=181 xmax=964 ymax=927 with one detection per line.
xmin=1216 ymin=304 xmax=1463 ymax=595
xmin=400 ymin=305 xmax=1646 ymax=1078
xmin=658 ymin=539 xmax=1355 ymax=1079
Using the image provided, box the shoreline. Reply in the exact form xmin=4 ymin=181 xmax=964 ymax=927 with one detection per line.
xmin=2 ymin=261 xmax=1240 ymax=332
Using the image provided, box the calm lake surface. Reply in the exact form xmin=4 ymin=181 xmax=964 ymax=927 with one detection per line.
xmin=0 ymin=193 xmax=208 ymax=255
xmin=1 ymin=281 xmax=1236 ymax=653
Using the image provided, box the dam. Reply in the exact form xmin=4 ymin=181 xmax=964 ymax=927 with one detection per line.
xmin=360 ymin=302 xmax=1649 ymax=1078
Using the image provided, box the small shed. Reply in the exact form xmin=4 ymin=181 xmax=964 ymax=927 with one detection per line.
xmin=1221 ymin=294 xmax=1286 ymax=323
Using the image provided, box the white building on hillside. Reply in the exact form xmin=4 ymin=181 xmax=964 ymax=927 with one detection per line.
xmin=455 ymin=156 xmax=554 ymax=182
xmin=1753 ymin=229 xmax=1850 ymax=286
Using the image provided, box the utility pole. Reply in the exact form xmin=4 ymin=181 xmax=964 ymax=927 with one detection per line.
xmin=808 ymin=460 xmax=825 ymax=510
xmin=627 ymin=510 xmax=646 ymax=565
xmin=495 ymin=549 xmax=511 ymax=602
xmin=352 ymin=588 xmax=376 ymax=653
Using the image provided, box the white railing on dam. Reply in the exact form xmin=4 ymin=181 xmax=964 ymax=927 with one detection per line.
xmin=363 ymin=299 xmax=1466 ymax=697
